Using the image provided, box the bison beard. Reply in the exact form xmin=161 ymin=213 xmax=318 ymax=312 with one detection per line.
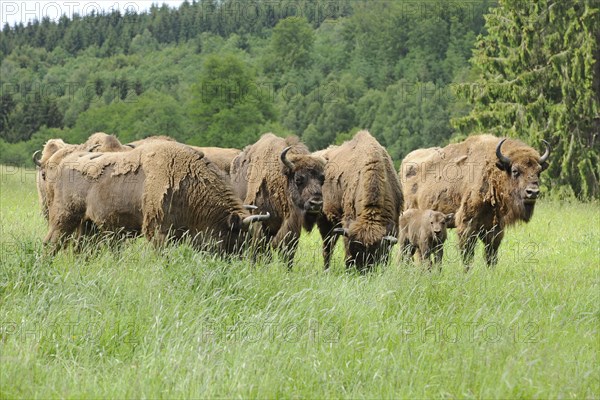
xmin=316 ymin=130 xmax=403 ymax=272
xmin=400 ymin=135 xmax=550 ymax=268
xmin=229 ymin=133 xmax=325 ymax=267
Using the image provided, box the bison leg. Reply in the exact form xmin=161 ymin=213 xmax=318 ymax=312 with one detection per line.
xmin=480 ymin=228 xmax=504 ymax=267
xmin=44 ymin=203 xmax=85 ymax=250
xmin=433 ymin=243 xmax=444 ymax=268
xmin=457 ymin=229 xmax=478 ymax=271
xmin=317 ymin=219 xmax=338 ymax=270
xmin=272 ymin=219 xmax=301 ymax=269
xmin=419 ymin=243 xmax=433 ymax=271
xmin=399 ymin=240 xmax=415 ymax=264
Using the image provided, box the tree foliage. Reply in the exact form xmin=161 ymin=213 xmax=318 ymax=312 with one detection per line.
xmin=189 ymin=53 xmax=276 ymax=148
xmin=271 ymin=17 xmax=314 ymax=70
xmin=452 ymin=0 xmax=600 ymax=199
xmin=1 ymin=0 xmax=597 ymax=200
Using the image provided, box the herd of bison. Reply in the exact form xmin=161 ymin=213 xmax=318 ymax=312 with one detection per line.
xmin=32 ymin=130 xmax=550 ymax=272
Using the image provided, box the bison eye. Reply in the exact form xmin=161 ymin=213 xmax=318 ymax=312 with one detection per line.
xmin=511 ymin=167 xmax=520 ymax=178
xmin=294 ymin=174 xmax=305 ymax=185
xmin=319 ymin=175 xmax=325 ymax=185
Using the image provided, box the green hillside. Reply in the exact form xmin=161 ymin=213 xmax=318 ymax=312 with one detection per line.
xmin=1 ymin=0 xmax=598 ymax=198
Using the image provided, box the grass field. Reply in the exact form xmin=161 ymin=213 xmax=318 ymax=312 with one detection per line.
xmin=0 ymin=165 xmax=598 ymax=398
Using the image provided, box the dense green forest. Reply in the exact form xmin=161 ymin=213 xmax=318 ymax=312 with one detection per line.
xmin=0 ymin=0 xmax=598 ymax=198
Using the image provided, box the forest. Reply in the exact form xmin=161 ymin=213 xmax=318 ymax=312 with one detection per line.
xmin=0 ymin=0 xmax=598 ymax=198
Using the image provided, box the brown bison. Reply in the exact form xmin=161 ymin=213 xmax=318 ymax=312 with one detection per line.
xmin=44 ymin=141 xmax=269 ymax=253
xmin=316 ymin=130 xmax=403 ymax=271
xmin=230 ymin=133 xmax=325 ymax=266
xmin=398 ymin=209 xmax=454 ymax=269
xmin=192 ymin=147 xmax=241 ymax=176
xmin=125 ymin=136 xmax=240 ymax=177
xmin=400 ymin=134 xmax=550 ymax=268
xmin=33 ymin=132 xmax=132 ymax=220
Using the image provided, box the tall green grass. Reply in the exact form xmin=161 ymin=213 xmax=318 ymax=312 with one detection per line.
xmin=1 ymin=166 xmax=598 ymax=398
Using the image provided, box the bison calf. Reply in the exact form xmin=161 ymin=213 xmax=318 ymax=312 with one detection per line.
xmin=398 ymin=209 xmax=454 ymax=270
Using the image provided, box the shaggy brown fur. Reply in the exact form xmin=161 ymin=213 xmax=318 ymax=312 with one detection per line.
xmin=44 ymin=141 xmax=263 ymax=254
xmin=35 ymin=133 xmax=131 ymax=220
xmin=125 ymin=137 xmax=240 ymax=177
xmin=398 ymin=209 xmax=454 ymax=269
xmin=399 ymin=134 xmax=550 ymax=268
xmin=191 ymin=147 xmax=241 ymax=176
xmin=230 ymin=133 xmax=325 ymax=266
xmin=126 ymin=135 xmax=176 ymax=148
xmin=316 ymin=130 xmax=404 ymax=271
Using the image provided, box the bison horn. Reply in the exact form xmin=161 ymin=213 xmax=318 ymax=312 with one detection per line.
xmin=242 ymin=212 xmax=270 ymax=227
xmin=332 ymin=227 xmax=349 ymax=237
xmin=495 ymin=138 xmax=511 ymax=169
xmin=539 ymin=139 xmax=551 ymax=164
xmin=280 ymin=146 xmax=295 ymax=170
xmin=382 ymin=235 xmax=398 ymax=244
xmin=126 ymin=143 xmax=136 ymax=149
xmin=243 ymin=204 xmax=258 ymax=211
xmin=32 ymin=150 xmax=42 ymax=167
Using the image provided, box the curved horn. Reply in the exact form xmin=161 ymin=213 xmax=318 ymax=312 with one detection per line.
xmin=87 ymin=143 xmax=100 ymax=152
xmin=382 ymin=235 xmax=398 ymax=244
xmin=126 ymin=143 xmax=136 ymax=149
xmin=242 ymin=212 xmax=270 ymax=227
xmin=495 ymin=138 xmax=511 ymax=168
xmin=280 ymin=146 xmax=295 ymax=170
xmin=332 ymin=227 xmax=349 ymax=237
xmin=32 ymin=150 xmax=42 ymax=167
xmin=243 ymin=204 xmax=258 ymax=211
xmin=539 ymin=139 xmax=551 ymax=164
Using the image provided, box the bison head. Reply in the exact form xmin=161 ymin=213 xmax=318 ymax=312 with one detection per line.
xmin=220 ymin=211 xmax=271 ymax=254
xmin=280 ymin=147 xmax=325 ymax=228
xmin=427 ymin=211 xmax=454 ymax=242
xmin=333 ymin=221 xmax=398 ymax=271
xmin=495 ymin=138 xmax=550 ymax=222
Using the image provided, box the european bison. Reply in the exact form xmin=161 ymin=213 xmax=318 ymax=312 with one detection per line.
xmin=44 ymin=141 xmax=269 ymax=254
xmin=400 ymin=134 xmax=550 ymax=268
xmin=126 ymin=136 xmax=240 ymax=178
xmin=193 ymin=147 xmax=241 ymax=177
xmin=317 ymin=130 xmax=403 ymax=271
xmin=230 ymin=133 xmax=325 ymax=266
xmin=33 ymin=132 xmax=132 ymax=220
xmin=398 ymin=209 xmax=454 ymax=269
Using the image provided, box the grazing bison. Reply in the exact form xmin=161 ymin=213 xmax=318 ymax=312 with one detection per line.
xmin=33 ymin=132 xmax=132 ymax=220
xmin=126 ymin=136 xmax=240 ymax=177
xmin=230 ymin=133 xmax=325 ymax=266
xmin=192 ymin=147 xmax=241 ymax=177
xmin=317 ymin=130 xmax=403 ymax=271
xmin=398 ymin=209 xmax=454 ymax=269
xmin=44 ymin=141 xmax=269 ymax=254
xmin=400 ymin=134 xmax=550 ymax=268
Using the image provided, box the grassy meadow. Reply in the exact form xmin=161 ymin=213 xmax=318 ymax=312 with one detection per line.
xmin=0 ymin=165 xmax=598 ymax=398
